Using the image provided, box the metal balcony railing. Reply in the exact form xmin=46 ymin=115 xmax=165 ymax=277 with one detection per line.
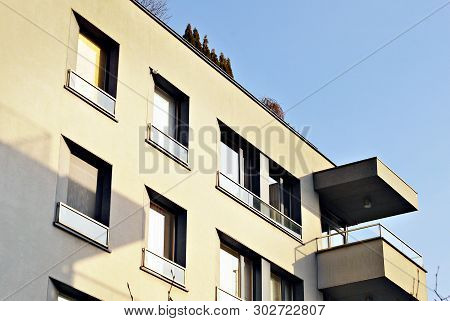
xmin=216 ymin=287 xmax=242 ymax=301
xmin=316 ymin=223 xmax=423 ymax=267
xmin=66 ymin=69 xmax=116 ymax=116
xmin=148 ymin=124 xmax=189 ymax=165
xmin=217 ymin=172 xmax=302 ymax=238
xmin=55 ymin=202 xmax=109 ymax=248
xmin=141 ymin=249 xmax=186 ymax=286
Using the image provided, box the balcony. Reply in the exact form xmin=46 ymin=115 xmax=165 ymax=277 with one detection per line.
xmin=216 ymin=287 xmax=242 ymax=301
xmin=313 ymin=158 xmax=418 ymax=225
xmin=217 ymin=172 xmax=302 ymax=239
xmin=54 ymin=202 xmax=109 ymax=249
xmin=65 ymin=69 xmax=116 ymax=118
xmin=147 ymin=124 xmax=189 ymax=166
xmin=141 ymin=249 xmax=186 ymax=287
xmin=316 ymin=224 xmax=427 ymax=301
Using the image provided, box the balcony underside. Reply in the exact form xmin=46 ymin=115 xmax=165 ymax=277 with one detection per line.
xmin=321 ymin=277 xmax=417 ymax=301
xmin=313 ymin=157 xmax=418 ymax=225
xmin=317 ymin=238 xmax=427 ymax=301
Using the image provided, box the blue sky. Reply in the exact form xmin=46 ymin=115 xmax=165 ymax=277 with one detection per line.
xmin=165 ymin=0 xmax=450 ymax=299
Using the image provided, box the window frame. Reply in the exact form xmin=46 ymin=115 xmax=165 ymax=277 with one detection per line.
xmin=64 ymin=138 xmax=112 ymax=226
xmin=48 ymin=278 xmax=99 ymax=301
xmin=153 ymin=86 xmax=179 ymax=140
xmin=54 ymin=136 xmax=112 ymax=250
xmin=270 ymin=272 xmax=283 ymax=301
xmin=217 ymin=120 xmax=303 ymax=240
xmin=218 ymin=238 xmax=257 ymax=301
xmin=269 ymin=265 xmax=304 ymax=301
xmin=217 ymin=230 xmax=304 ymax=302
xmin=219 ymin=244 xmax=242 ymax=298
xmin=265 ymin=157 xmax=301 ymax=224
xmin=73 ymin=12 xmax=119 ymax=97
xmin=76 ymin=31 xmax=108 ymax=90
xmin=64 ymin=11 xmax=120 ymax=120
xmin=141 ymin=187 xmax=188 ymax=288
xmin=219 ymin=121 xmax=259 ymax=194
xmin=147 ymin=70 xmax=190 ymax=167
xmin=148 ymin=202 xmax=176 ymax=261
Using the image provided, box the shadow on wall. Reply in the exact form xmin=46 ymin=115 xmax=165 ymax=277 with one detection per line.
xmin=0 ymin=104 xmax=149 ymax=301
xmin=291 ymin=173 xmax=323 ymax=301
xmin=293 ymin=239 xmax=322 ymax=301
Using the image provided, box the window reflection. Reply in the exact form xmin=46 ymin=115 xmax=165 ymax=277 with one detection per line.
xmin=220 ymin=245 xmax=240 ymax=297
xmin=270 ymin=273 xmax=282 ymax=301
xmin=148 ymin=203 xmax=175 ymax=260
xmin=76 ymin=33 xmax=106 ymax=89
xmin=219 ymin=245 xmax=253 ymax=300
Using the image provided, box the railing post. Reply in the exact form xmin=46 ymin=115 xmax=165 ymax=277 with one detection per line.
xmin=147 ymin=123 xmax=151 ymax=141
xmin=217 ymin=171 xmax=302 ymax=238
xmin=344 ymin=226 xmax=348 ymax=244
xmin=315 ymin=223 xmax=423 ymax=267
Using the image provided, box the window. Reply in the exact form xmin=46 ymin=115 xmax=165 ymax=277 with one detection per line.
xmin=219 ymin=136 xmax=243 ymax=198
xmin=242 ymin=257 xmax=253 ymax=301
xmin=283 ymin=280 xmax=294 ymax=301
xmin=77 ymin=33 xmax=107 ymax=89
xmin=260 ymin=154 xmax=301 ymax=223
xmin=320 ymin=211 xmax=347 ymax=250
xmin=269 ymin=269 xmax=302 ymax=301
xmin=217 ymin=120 xmax=302 ymax=238
xmin=148 ymin=71 xmax=189 ymax=165
xmin=270 ymin=273 xmax=282 ymax=301
xmin=268 ymin=176 xmax=281 ymax=210
xmin=270 ymin=273 xmax=295 ymax=301
xmin=153 ymin=88 xmax=177 ymax=139
xmin=50 ymin=278 xmax=98 ymax=301
xmin=55 ymin=137 xmax=112 ymax=249
xmin=219 ymin=244 xmax=253 ymax=301
xmin=67 ymin=153 xmax=98 ymax=219
xmin=219 ymin=246 xmax=240 ymax=298
xmin=148 ymin=203 xmax=175 ymax=261
xmin=57 ymin=294 xmax=73 ymax=301
xmin=142 ymin=187 xmax=187 ymax=286
xmin=65 ymin=12 xmax=119 ymax=117
xmin=217 ymin=231 xmax=303 ymax=301
xmin=219 ymin=122 xmax=260 ymax=190
xmin=220 ymin=140 xmax=240 ymax=183
xmin=218 ymin=122 xmax=260 ymax=203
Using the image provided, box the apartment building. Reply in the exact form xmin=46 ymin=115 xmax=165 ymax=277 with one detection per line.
xmin=0 ymin=0 xmax=427 ymax=301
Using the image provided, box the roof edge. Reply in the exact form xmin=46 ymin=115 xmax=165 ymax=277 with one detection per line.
xmin=313 ymin=156 xmax=418 ymax=194
xmin=313 ymin=156 xmax=378 ymax=175
xmin=129 ymin=0 xmax=336 ymax=167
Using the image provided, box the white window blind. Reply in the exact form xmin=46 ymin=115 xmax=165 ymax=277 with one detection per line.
xmin=153 ymin=88 xmax=176 ymax=138
xmin=67 ymin=154 xmax=98 ymax=218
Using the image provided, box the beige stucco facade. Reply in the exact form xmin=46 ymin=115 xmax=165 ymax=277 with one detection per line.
xmin=0 ymin=0 xmax=426 ymax=301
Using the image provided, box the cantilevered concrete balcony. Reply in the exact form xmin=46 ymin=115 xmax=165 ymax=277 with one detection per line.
xmin=316 ymin=224 xmax=427 ymax=301
xmin=313 ymin=157 xmax=418 ymax=225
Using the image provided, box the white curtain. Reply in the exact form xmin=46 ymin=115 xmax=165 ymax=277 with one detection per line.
xmin=153 ymin=88 xmax=176 ymax=138
xmin=220 ymin=247 xmax=240 ymax=297
xmin=148 ymin=206 xmax=166 ymax=256
xmin=220 ymin=142 xmax=239 ymax=182
xmin=260 ymin=154 xmax=271 ymax=203
xmin=67 ymin=154 xmax=98 ymax=218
